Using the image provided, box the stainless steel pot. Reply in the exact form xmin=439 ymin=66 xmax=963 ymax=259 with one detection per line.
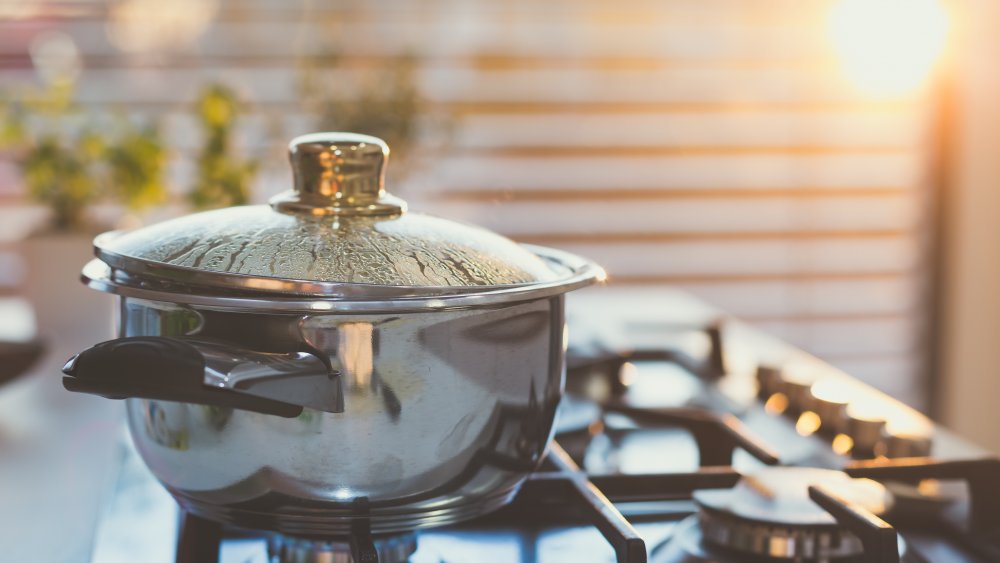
xmin=62 ymin=133 xmax=603 ymax=537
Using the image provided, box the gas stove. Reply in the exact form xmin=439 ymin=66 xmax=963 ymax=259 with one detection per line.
xmin=87 ymin=289 xmax=999 ymax=562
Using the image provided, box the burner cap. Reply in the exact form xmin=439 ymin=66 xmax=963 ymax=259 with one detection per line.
xmin=693 ymin=467 xmax=892 ymax=560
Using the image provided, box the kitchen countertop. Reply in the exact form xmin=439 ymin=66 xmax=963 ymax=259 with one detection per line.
xmin=0 ymin=296 xmax=122 ymax=563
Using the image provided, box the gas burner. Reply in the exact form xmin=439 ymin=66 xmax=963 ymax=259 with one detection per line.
xmin=271 ymin=532 xmax=416 ymax=563
xmin=565 ymin=321 xmax=726 ymax=405
xmin=657 ymin=467 xmax=904 ymax=562
xmin=174 ymin=512 xmax=418 ymax=563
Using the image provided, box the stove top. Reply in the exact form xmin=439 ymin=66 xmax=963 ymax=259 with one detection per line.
xmin=87 ymin=289 xmax=1000 ymax=562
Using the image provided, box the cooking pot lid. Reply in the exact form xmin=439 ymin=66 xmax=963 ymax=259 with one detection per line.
xmin=95 ymin=133 xmax=565 ymax=295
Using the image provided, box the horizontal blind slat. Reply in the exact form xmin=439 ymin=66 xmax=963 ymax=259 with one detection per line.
xmin=547 ymin=238 xmax=919 ymax=277
xmin=425 ymin=196 xmax=918 ymax=234
xmin=426 ymin=154 xmax=920 ymax=191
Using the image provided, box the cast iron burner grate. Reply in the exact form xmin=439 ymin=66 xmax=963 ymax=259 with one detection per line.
xmin=174 ymin=444 xmax=1000 ymax=563
xmin=174 ymin=446 xmax=1000 ymax=563
xmin=172 ymin=321 xmax=1000 ymax=563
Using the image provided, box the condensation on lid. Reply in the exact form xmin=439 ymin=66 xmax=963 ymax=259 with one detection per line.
xmin=95 ymin=132 xmax=570 ymax=291
xmin=97 ymin=206 xmax=561 ymax=289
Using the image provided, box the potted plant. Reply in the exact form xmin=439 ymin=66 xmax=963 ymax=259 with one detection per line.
xmin=3 ymin=81 xmax=167 ymax=344
xmin=187 ymin=84 xmax=258 ymax=210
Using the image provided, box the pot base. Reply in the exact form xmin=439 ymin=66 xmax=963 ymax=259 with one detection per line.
xmin=271 ymin=532 xmax=417 ymax=563
xmin=173 ymin=484 xmax=519 ymax=536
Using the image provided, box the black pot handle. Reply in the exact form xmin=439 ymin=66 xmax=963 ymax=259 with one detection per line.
xmin=62 ymin=337 xmax=304 ymax=418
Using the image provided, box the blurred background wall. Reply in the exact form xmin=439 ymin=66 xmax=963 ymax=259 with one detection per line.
xmin=0 ymin=0 xmax=988 ymax=430
xmin=937 ymin=0 xmax=1000 ymax=454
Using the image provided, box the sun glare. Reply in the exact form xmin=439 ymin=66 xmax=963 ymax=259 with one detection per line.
xmin=827 ymin=0 xmax=949 ymax=97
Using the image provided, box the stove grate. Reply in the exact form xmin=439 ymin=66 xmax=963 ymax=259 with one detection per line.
xmin=171 ymin=321 xmax=1000 ymax=562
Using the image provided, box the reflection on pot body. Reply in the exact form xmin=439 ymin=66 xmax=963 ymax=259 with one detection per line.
xmin=337 ymin=322 xmax=374 ymax=390
xmin=120 ymin=296 xmax=565 ymax=535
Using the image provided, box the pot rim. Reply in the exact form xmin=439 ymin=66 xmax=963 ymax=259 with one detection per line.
xmin=82 ymin=244 xmax=605 ymax=313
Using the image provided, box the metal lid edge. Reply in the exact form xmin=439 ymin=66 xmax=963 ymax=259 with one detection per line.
xmin=93 ymin=232 xmax=581 ymax=298
xmin=81 ymin=246 xmax=606 ymax=313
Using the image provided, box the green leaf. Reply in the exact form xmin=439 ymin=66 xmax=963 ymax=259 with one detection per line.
xmin=188 ymin=84 xmax=257 ymax=210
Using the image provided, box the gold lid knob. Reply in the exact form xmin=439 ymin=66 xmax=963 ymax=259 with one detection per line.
xmin=271 ymin=132 xmax=406 ymax=217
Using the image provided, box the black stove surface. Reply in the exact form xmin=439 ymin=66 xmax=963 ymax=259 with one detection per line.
xmin=88 ymin=290 xmax=999 ymax=563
